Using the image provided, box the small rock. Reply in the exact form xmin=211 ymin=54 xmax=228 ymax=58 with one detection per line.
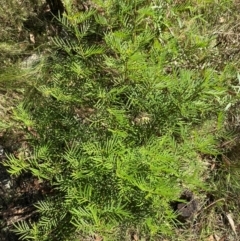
xmin=2 ymin=179 xmax=12 ymax=189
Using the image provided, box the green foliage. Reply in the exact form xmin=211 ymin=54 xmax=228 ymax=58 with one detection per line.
xmin=1 ymin=0 xmax=239 ymax=240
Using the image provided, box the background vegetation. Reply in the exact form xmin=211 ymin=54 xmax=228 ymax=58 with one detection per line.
xmin=0 ymin=0 xmax=240 ymax=240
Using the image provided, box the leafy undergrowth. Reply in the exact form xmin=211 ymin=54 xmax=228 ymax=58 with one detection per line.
xmin=1 ymin=0 xmax=240 ymax=240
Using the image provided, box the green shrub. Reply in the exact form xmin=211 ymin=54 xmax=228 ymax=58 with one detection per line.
xmin=2 ymin=0 xmax=237 ymax=240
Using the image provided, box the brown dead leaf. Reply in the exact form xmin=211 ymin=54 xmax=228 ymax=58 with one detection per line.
xmin=219 ymin=17 xmax=225 ymax=23
xmin=213 ymin=234 xmax=221 ymax=241
xmin=226 ymin=213 xmax=237 ymax=236
xmin=206 ymin=234 xmax=221 ymax=241
xmin=206 ymin=235 xmax=215 ymax=241
xmin=133 ymin=234 xmax=138 ymax=240
xmin=94 ymin=234 xmax=103 ymax=241
xmin=29 ymin=33 xmax=35 ymax=44
xmin=219 ymin=236 xmax=226 ymax=241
